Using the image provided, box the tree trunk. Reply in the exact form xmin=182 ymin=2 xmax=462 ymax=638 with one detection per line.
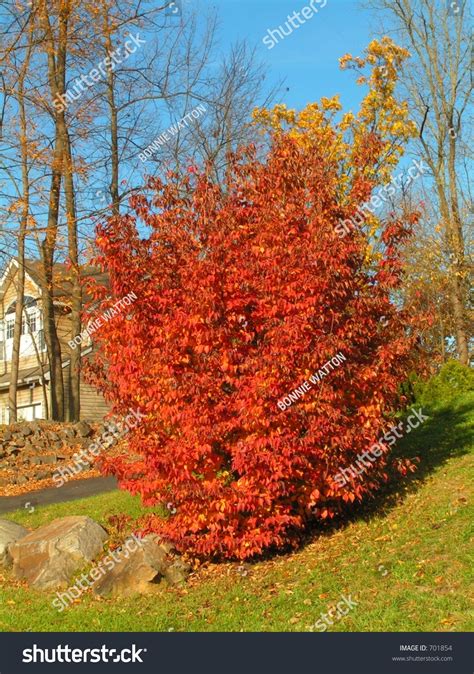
xmin=102 ymin=9 xmax=120 ymax=217
xmin=60 ymin=124 xmax=81 ymax=421
xmin=8 ymin=53 xmax=30 ymax=422
xmin=39 ymin=241 xmax=65 ymax=420
xmin=38 ymin=125 xmax=65 ymax=420
xmin=447 ymin=128 xmax=469 ymax=365
xmin=37 ymin=0 xmax=71 ymax=420
xmin=8 ymin=260 xmax=25 ymax=423
xmin=26 ymin=315 xmax=49 ymax=421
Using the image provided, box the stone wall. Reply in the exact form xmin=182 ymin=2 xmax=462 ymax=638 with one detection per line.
xmin=0 ymin=420 xmax=102 ymax=490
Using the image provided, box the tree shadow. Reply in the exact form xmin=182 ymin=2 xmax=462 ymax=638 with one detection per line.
xmin=306 ymin=396 xmax=474 ymax=541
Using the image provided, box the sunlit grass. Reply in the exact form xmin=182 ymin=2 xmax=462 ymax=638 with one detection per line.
xmin=1 ymin=394 xmax=472 ymax=632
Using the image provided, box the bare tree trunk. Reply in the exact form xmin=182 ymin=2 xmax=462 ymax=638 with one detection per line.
xmin=101 ymin=8 xmax=120 ymax=216
xmin=52 ymin=5 xmax=81 ymax=421
xmin=436 ymin=183 xmax=469 ymax=366
xmin=25 ymin=307 xmax=50 ymax=420
xmin=447 ymin=130 xmax=469 ymax=365
xmin=37 ymin=0 xmax=71 ymax=420
xmin=40 ymin=214 xmax=65 ymax=420
xmin=41 ymin=0 xmax=81 ymax=420
xmin=8 ymin=49 xmax=30 ymax=422
xmin=9 ymin=256 xmax=26 ymax=423
xmin=61 ymin=127 xmax=81 ymax=421
xmin=38 ymin=107 xmax=65 ymax=422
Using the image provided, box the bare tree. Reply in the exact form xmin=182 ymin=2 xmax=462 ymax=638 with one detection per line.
xmin=149 ymin=41 xmax=282 ymax=185
xmin=7 ymin=28 xmax=34 ymax=422
xmin=0 ymin=0 xmax=282 ymax=424
xmin=369 ymin=0 xmax=472 ymax=364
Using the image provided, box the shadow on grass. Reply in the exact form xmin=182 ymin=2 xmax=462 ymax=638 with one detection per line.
xmin=304 ymin=395 xmax=473 ymax=545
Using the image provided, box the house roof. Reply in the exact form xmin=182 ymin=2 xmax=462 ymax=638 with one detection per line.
xmin=0 ymin=365 xmax=46 ymax=389
xmin=0 ymin=258 xmax=108 ymax=305
xmin=24 ymin=259 xmax=109 ymax=300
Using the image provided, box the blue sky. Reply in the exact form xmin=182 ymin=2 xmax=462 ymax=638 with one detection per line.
xmin=201 ymin=0 xmax=378 ymax=112
xmin=0 ymin=0 xmax=400 ymax=264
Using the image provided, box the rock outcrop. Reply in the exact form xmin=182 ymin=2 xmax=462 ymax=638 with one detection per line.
xmin=0 ymin=519 xmax=29 ymax=567
xmin=93 ymin=534 xmax=189 ymax=597
xmin=9 ymin=515 xmax=107 ymax=589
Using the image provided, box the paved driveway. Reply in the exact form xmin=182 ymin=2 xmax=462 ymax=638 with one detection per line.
xmin=0 ymin=476 xmax=118 ymax=514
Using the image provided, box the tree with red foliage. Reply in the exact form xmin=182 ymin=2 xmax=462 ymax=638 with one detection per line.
xmin=85 ymin=39 xmax=422 ymax=560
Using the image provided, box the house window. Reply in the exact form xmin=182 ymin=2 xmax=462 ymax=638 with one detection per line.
xmin=22 ymin=312 xmax=37 ymax=334
xmin=6 ymin=297 xmax=39 ymax=340
xmin=4 ymin=296 xmax=43 ymax=358
xmin=29 ymin=313 xmax=37 ymax=333
xmin=17 ymin=403 xmax=42 ymax=421
xmin=6 ymin=319 xmax=14 ymax=340
xmin=38 ymin=329 xmax=46 ymax=351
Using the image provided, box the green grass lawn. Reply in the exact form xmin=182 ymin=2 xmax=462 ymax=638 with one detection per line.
xmin=1 ymin=394 xmax=472 ymax=632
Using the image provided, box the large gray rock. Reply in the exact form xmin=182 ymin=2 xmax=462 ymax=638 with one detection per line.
xmin=93 ymin=534 xmax=189 ymax=597
xmin=10 ymin=515 xmax=107 ymax=589
xmin=162 ymin=558 xmax=191 ymax=587
xmin=0 ymin=519 xmax=29 ymax=568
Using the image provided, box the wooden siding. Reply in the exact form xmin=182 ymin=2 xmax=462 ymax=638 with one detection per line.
xmin=80 ymin=381 xmax=111 ymax=421
xmin=63 ymin=363 xmax=110 ymax=422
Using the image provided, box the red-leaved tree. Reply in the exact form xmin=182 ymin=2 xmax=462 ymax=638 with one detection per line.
xmin=86 ymin=40 xmax=422 ymax=560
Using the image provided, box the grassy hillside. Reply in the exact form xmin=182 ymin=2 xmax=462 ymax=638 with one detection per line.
xmin=1 ymin=393 xmax=472 ymax=632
